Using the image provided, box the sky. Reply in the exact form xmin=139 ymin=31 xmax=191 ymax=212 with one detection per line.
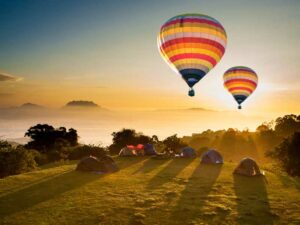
xmin=0 ymin=0 xmax=300 ymax=115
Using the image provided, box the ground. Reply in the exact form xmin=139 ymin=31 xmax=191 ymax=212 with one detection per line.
xmin=0 ymin=157 xmax=299 ymax=225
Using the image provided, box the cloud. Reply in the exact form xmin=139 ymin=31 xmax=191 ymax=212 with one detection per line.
xmin=0 ymin=72 xmax=23 ymax=82
xmin=0 ymin=93 xmax=14 ymax=97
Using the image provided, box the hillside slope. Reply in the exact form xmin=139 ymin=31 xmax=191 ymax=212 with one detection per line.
xmin=0 ymin=158 xmax=299 ymax=225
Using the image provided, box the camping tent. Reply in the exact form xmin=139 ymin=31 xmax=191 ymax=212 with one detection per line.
xmin=181 ymin=147 xmax=196 ymax=158
xmin=119 ymin=147 xmax=136 ymax=156
xmin=144 ymin=143 xmax=157 ymax=155
xmin=233 ymin=158 xmax=262 ymax=176
xmin=100 ymin=155 xmax=119 ymax=172
xmin=201 ymin=149 xmax=223 ymax=164
xmin=135 ymin=144 xmax=145 ymax=156
xmin=76 ymin=155 xmax=118 ymax=173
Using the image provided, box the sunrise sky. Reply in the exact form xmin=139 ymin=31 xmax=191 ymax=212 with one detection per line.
xmin=0 ymin=0 xmax=300 ymax=114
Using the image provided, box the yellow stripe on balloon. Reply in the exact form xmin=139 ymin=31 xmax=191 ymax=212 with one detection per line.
xmin=176 ymin=63 xmax=209 ymax=72
xmin=225 ymin=83 xmax=256 ymax=90
xmin=162 ymin=22 xmax=226 ymax=34
xmin=223 ymin=73 xmax=258 ymax=81
xmin=172 ymin=58 xmax=213 ymax=69
xmin=224 ymin=71 xmax=258 ymax=78
xmin=230 ymin=90 xmax=251 ymax=95
xmin=160 ymin=27 xmax=227 ymax=41
xmin=162 ymin=44 xmax=223 ymax=58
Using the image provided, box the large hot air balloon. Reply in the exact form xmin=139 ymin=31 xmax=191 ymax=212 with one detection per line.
xmin=223 ymin=66 xmax=258 ymax=109
xmin=158 ymin=13 xmax=227 ymax=96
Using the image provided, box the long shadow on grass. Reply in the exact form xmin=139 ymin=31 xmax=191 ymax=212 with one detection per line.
xmin=132 ymin=157 xmax=171 ymax=174
xmin=147 ymin=158 xmax=194 ymax=189
xmin=115 ymin=157 xmax=148 ymax=170
xmin=169 ymin=163 xmax=222 ymax=224
xmin=0 ymin=170 xmax=101 ymax=218
xmin=234 ymin=175 xmax=276 ymax=224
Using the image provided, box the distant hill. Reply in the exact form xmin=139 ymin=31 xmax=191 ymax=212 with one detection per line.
xmin=64 ymin=100 xmax=99 ymax=108
xmin=20 ymin=103 xmax=44 ymax=109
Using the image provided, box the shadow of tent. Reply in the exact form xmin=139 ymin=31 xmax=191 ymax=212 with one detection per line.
xmin=115 ymin=157 xmax=148 ymax=170
xmin=132 ymin=157 xmax=170 ymax=174
xmin=0 ymin=170 xmax=101 ymax=218
xmin=169 ymin=163 xmax=222 ymax=224
xmin=147 ymin=158 xmax=194 ymax=189
xmin=233 ymin=175 xmax=276 ymax=224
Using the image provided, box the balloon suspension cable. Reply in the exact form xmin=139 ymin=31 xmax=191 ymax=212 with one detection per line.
xmin=188 ymin=88 xmax=195 ymax=97
xmin=238 ymin=105 xmax=242 ymax=110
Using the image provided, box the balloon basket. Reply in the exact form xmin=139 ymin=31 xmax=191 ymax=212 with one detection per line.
xmin=188 ymin=89 xmax=195 ymax=97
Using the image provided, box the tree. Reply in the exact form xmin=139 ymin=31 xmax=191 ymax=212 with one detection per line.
xmin=162 ymin=134 xmax=186 ymax=154
xmin=25 ymin=124 xmax=78 ymax=152
xmin=274 ymin=115 xmax=300 ymax=138
xmin=267 ymin=132 xmax=300 ymax=176
xmin=0 ymin=141 xmax=38 ymax=178
xmin=108 ymin=129 xmax=153 ymax=155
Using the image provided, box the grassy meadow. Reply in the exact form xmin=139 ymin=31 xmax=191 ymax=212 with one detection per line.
xmin=0 ymin=157 xmax=299 ymax=225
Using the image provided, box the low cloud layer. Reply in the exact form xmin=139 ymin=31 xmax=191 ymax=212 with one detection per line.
xmin=0 ymin=72 xmax=22 ymax=82
xmin=0 ymin=93 xmax=14 ymax=97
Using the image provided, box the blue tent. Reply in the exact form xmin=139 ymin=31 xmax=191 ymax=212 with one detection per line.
xmin=144 ymin=144 xmax=157 ymax=155
xmin=181 ymin=147 xmax=196 ymax=158
xmin=201 ymin=149 xmax=223 ymax=164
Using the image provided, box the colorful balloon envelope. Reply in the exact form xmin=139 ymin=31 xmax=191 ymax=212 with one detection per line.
xmin=158 ymin=13 xmax=227 ymax=97
xmin=223 ymin=66 xmax=258 ymax=109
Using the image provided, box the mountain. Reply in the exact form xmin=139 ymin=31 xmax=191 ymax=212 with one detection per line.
xmin=19 ymin=103 xmax=44 ymax=109
xmin=64 ymin=100 xmax=99 ymax=108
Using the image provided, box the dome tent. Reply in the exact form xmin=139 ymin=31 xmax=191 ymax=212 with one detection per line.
xmin=76 ymin=155 xmax=118 ymax=173
xmin=181 ymin=147 xmax=196 ymax=158
xmin=234 ymin=158 xmax=262 ymax=176
xmin=135 ymin=144 xmax=145 ymax=156
xmin=119 ymin=147 xmax=136 ymax=156
xmin=201 ymin=149 xmax=223 ymax=164
xmin=144 ymin=143 xmax=157 ymax=155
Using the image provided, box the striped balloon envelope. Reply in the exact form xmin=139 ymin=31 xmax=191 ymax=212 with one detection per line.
xmin=223 ymin=66 xmax=258 ymax=109
xmin=158 ymin=13 xmax=227 ymax=96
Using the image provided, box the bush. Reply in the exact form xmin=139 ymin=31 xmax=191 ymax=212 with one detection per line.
xmin=69 ymin=145 xmax=107 ymax=160
xmin=34 ymin=153 xmax=49 ymax=166
xmin=0 ymin=142 xmax=38 ymax=178
xmin=267 ymin=132 xmax=300 ymax=176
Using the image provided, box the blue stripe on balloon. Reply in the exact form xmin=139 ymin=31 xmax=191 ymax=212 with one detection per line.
xmin=234 ymin=95 xmax=247 ymax=104
xmin=180 ymin=69 xmax=206 ymax=77
xmin=180 ymin=69 xmax=206 ymax=87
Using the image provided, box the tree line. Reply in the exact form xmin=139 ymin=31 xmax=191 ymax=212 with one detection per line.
xmin=0 ymin=114 xmax=299 ymax=178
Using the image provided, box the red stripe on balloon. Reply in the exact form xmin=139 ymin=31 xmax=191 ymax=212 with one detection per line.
xmin=229 ymin=87 xmax=253 ymax=93
xmin=169 ymin=53 xmax=217 ymax=66
xmin=225 ymin=79 xmax=257 ymax=86
xmin=161 ymin=37 xmax=225 ymax=54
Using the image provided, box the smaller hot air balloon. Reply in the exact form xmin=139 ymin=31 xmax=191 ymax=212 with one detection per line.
xmin=223 ymin=66 xmax=258 ymax=109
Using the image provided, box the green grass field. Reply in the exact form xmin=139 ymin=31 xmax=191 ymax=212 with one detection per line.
xmin=0 ymin=157 xmax=299 ymax=225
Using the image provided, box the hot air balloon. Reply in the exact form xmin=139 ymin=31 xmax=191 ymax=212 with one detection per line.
xmin=223 ymin=66 xmax=258 ymax=109
xmin=158 ymin=13 xmax=227 ymax=96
